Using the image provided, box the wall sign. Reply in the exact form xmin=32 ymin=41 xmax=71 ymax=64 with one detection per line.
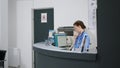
xmin=41 ymin=13 xmax=47 ymax=23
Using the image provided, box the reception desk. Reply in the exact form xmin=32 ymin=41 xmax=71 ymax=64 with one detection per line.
xmin=33 ymin=42 xmax=97 ymax=68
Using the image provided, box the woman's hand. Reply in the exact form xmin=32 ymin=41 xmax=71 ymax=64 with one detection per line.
xmin=73 ymin=31 xmax=78 ymax=39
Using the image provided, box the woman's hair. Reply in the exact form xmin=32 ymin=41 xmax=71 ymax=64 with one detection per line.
xmin=73 ymin=20 xmax=86 ymax=29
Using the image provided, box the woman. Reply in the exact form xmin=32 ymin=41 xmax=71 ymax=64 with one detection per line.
xmin=70 ymin=20 xmax=90 ymax=53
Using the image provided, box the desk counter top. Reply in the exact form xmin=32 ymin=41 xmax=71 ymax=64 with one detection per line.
xmin=33 ymin=42 xmax=97 ymax=61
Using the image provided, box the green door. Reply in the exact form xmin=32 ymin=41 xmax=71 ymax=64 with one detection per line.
xmin=34 ymin=8 xmax=54 ymax=43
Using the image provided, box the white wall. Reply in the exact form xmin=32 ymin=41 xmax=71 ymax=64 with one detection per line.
xmin=54 ymin=0 xmax=89 ymax=30
xmin=0 ymin=0 xmax=1 ymax=47
xmin=0 ymin=0 xmax=8 ymax=50
xmin=34 ymin=0 xmax=88 ymax=30
xmin=16 ymin=0 xmax=33 ymax=68
xmin=0 ymin=0 xmax=8 ymax=68
xmin=34 ymin=0 xmax=54 ymax=8
xmin=8 ymin=0 xmax=17 ymax=48
xmin=8 ymin=0 xmax=33 ymax=68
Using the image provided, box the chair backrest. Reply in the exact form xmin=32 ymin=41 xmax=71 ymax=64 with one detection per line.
xmin=0 ymin=50 xmax=6 ymax=60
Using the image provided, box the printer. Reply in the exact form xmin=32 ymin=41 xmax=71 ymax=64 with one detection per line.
xmin=54 ymin=26 xmax=74 ymax=49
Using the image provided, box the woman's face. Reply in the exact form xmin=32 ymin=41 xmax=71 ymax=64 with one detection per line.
xmin=73 ymin=25 xmax=81 ymax=33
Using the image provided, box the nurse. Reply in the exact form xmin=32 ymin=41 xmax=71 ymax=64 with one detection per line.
xmin=70 ymin=20 xmax=90 ymax=53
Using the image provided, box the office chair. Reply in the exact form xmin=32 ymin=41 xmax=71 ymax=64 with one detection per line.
xmin=0 ymin=50 xmax=6 ymax=68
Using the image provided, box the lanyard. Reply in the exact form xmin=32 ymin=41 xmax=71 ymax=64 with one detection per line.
xmin=81 ymin=35 xmax=87 ymax=52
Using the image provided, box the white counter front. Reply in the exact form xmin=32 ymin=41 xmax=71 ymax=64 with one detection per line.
xmin=33 ymin=42 xmax=97 ymax=54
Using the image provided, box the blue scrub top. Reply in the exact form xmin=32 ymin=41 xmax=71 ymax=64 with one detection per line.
xmin=73 ymin=31 xmax=90 ymax=52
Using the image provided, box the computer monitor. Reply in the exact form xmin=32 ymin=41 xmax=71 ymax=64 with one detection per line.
xmin=54 ymin=33 xmax=67 ymax=47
